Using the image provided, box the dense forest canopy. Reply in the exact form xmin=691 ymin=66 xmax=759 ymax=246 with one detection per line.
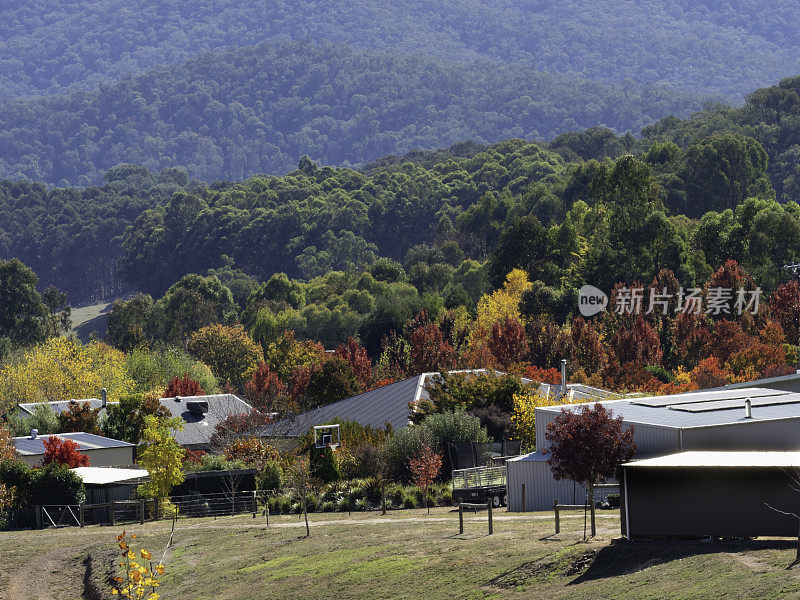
xmin=2 ymin=0 xmax=800 ymax=101
xmin=0 ymin=41 xmax=707 ymax=186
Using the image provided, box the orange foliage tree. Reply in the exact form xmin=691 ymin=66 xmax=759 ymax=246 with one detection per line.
xmin=43 ymin=437 xmax=90 ymax=468
xmin=163 ymin=374 xmax=204 ymax=397
xmin=408 ymin=443 xmax=442 ymax=514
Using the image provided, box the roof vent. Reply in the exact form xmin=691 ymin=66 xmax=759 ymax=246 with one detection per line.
xmin=744 ymin=398 xmax=752 ymax=419
xmin=101 ymin=388 xmax=108 ymax=408
xmin=187 ymin=400 xmax=208 ymax=416
xmin=30 ymin=429 xmax=38 ymax=439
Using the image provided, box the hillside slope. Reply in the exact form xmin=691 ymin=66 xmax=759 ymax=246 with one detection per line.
xmin=0 ymin=42 xmax=707 ymax=186
xmin=2 ymin=0 xmax=800 ymax=100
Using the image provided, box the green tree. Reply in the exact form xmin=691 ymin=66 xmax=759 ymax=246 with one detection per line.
xmin=187 ymin=325 xmax=264 ymax=389
xmin=0 ymin=259 xmax=48 ymax=347
xmin=137 ymin=415 xmax=186 ymax=500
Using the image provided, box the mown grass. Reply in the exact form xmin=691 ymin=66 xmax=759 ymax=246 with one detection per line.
xmin=2 ymin=508 xmax=800 ymax=599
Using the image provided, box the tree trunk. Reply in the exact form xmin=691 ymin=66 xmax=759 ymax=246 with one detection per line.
xmin=426 ymin=486 xmax=429 ymax=514
xmin=302 ymin=492 xmax=309 ymax=537
xmin=381 ymin=483 xmax=386 ymax=515
xmin=588 ymin=481 xmax=596 ymax=538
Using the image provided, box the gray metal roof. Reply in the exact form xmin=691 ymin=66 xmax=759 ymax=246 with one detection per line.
xmin=17 ymin=398 xmax=113 ymax=416
xmin=159 ymin=394 xmax=252 ymax=447
xmin=507 ymin=450 xmax=549 ymax=463
xmin=536 ymin=387 xmax=800 ymax=429
xmin=12 ymin=432 xmax=134 ymax=456
xmin=264 ymin=369 xmax=614 ymax=438
xmin=624 ymin=451 xmax=800 ymax=468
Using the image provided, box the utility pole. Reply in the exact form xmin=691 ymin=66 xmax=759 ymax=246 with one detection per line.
xmin=783 ymin=263 xmax=800 ymax=371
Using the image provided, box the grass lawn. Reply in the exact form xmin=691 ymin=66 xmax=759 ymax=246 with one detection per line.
xmin=2 ymin=507 xmax=800 ymax=599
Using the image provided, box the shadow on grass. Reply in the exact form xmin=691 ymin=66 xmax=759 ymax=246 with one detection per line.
xmin=569 ymin=539 xmax=799 ymax=585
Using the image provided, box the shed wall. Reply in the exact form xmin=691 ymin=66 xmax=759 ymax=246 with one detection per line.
xmin=506 ymin=459 xmax=583 ymax=511
xmin=623 ymin=467 xmax=800 ymax=538
xmin=681 ymin=420 xmax=800 ymax=451
xmin=18 ymin=446 xmax=134 ymax=468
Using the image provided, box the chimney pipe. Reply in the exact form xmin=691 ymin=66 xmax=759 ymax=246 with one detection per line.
xmin=100 ymin=387 xmax=107 ymax=408
xmin=745 ymin=398 xmax=752 ymax=419
xmin=561 ymin=359 xmax=567 ymax=396
xmin=30 ymin=429 xmax=38 ymax=439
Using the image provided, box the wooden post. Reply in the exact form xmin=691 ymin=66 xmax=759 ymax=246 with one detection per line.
xmin=153 ymin=498 xmax=160 ymax=522
xmin=79 ymin=504 xmax=85 ymax=528
xmin=487 ymin=498 xmax=493 ymax=535
xmin=139 ymin=500 xmax=145 ymax=525
xmin=35 ymin=505 xmax=42 ymax=529
xmin=265 ymin=505 xmax=269 ymax=527
xmin=588 ymin=482 xmax=596 ymax=538
xmin=381 ymin=484 xmax=386 ymax=515
xmin=458 ymin=502 xmax=464 ymax=534
xmin=521 ymin=484 xmax=526 ymax=513
xmin=110 ymin=502 xmax=116 ymax=527
xmin=554 ymin=499 xmax=560 ymax=534
xmin=252 ymin=491 xmax=257 ymax=519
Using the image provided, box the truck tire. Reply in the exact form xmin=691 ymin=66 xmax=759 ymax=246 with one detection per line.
xmin=491 ymin=493 xmax=502 ymax=509
xmin=502 ymin=493 xmax=508 ymax=507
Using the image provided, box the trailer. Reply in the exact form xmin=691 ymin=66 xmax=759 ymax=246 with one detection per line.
xmin=452 ymin=465 xmax=508 ymax=508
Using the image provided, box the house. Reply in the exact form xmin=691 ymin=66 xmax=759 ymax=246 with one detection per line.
xmin=72 ymin=466 xmax=149 ymax=504
xmin=620 ymin=451 xmax=800 ymax=539
xmin=159 ymin=394 xmax=253 ymax=450
xmin=507 ymin=386 xmax=800 ymax=511
xmin=12 ymin=431 xmax=135 ymax=467
xmin=261 ymin=368 xmax=612 ymax=446
xmin=16 ymin=390 xmax=114 ymax=418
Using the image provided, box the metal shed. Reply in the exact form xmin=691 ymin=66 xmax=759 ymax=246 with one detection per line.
xmin=620 ymin=451 xmax=800 ymax=539
xmin=13 ymin=432 xmax=135 ymax=467
xmin=508 ymin=387 xmax=800 ymax=511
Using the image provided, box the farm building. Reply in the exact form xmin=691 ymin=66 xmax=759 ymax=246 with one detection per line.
xmin=260 ymin=368 xmax=611 ymax=446
xmin=16 ymin=391 xmax=113 ymax=418
xmin=72 ymin=467 xmax=149 ymax=504
xmin=620 ymin=451 xmax=800 ymax=539
xmin=507 ymin=386 xmax=800 ymax=511
xmin=721 ymin=370 xmax=800 ymax=394
xmin=12 ymin=432 xmax=135 ymax=467
xmin=157 ymin=394 xmax=252 ymax=450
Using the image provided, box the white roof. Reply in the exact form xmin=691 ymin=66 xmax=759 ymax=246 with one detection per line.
xmin=71 ymin=467 xmax=148 ymax=485
xmin=624 ymin=451 xmax=800 ymax=468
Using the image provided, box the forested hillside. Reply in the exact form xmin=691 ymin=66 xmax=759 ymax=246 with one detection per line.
xmin=0 ymin=42 xmax=706 ymax=186
xmin=3 ymin=0 xmax=800 ymax=101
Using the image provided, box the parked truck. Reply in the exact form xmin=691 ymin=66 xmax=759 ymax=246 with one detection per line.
xmin=448 ymin=441 xmax=521 ymax=508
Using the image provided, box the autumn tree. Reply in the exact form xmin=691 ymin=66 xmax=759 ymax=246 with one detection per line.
xmin=210 ymin=409 xmax=274 ymax=450
xmin=102 ymin=393 xmax=171 ymax=444
xmin=264 ymin=330 xmax=325 ymax=380
xmin=43 ymin=437 xmax=90 ymax=468
xmin=409 ymin=322 xmax=455 ymax=373
xmin=545 ymin=404 xmax=635 ymax=538
xmin=770 ymin=280 xmax=800 ymax=347
xmin=137 ymin=415 xmax=186 ymax=503
xmin=163 ymin=374 xmax=205 ymax=398
xmin=285 ymin=456 xmax=313 ymax=536
xmin=488 ymin=317 xmax=528 ymax=368
xmin=475 ymin=269 xmax=531 ymax=332
xmin=57 ymin=400 xmax=101 ymax=434
xmin=408 ymin=443 xmax=442 ymax=514
xmin=244 ymin=363 xmax=287 ymax=411
xmin=0 ymin=426 xmax=17 ymax=510
xmin=304 ymin=357 xmax=358 ymax=410
xmin=334 ymin=337 xmax=372 ymax=390
xmin=187 ymin=324 xmax=263 ymax=389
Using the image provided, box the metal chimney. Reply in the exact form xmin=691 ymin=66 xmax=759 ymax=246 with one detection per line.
xmin=30 ymin=429 xmax=38 ymax=439
xmin=744 ymin=398 xmax=752 ymax=419
xmin=561 ymin=359 xmax=567 ymax=396
xmin=100 ymin=387 xmax=107 ymax=408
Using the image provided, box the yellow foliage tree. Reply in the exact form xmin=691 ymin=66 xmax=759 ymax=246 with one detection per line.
xmin=112 ymin=530 xmax=164 ymax=600
xmin=510 ymin=389 xmax=582 ymax=452
xmin=137 ymin=415 xmax=186 ymax=501
xmin=0 ymin=338 xmax=134 ymax=412
xmin=474 ymin=269 xmax=531 ymax=333
xmin=0 ymin=425 xmax=16 ymax=509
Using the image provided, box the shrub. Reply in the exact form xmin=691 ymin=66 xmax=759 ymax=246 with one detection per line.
xmin=320 ymin=500 xmax=336 ymax=513
xmin=382 ymin=426 xmax=434 ymax=483
xmin=124 ymin=347 xmax=219 ymax=394
xmin=336 ymin=496 xmax=350 ymax=512
xmin=258 ymin=460 xmax=283 ymax=492
xmin=310 ymin=446 xmax=340 ymax=482
xmin=304 ymin=492 xmax=319 ymax=512
xmin=353 ymin=498 xmax=367 ymax=511
xmin=402 ymin=492 xmax=418 ymax=509
xmin=338 ymin=443 xmax=386 ymax=480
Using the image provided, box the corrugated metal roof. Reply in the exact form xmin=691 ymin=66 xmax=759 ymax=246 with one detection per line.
xmin=17 ymin=398 xmax=113 ymax=416
xmin=624 ymin=450 xmax=800 ymax=468
xmin=72 ymin=467 xmax=148 ymax=485
xmin=12 ymin=432 xmax=133 ymax=455
xmin=159 ymin=394 xmax=252 ymax=447
xmin=536 ymin=388 xmax=800 ymax=429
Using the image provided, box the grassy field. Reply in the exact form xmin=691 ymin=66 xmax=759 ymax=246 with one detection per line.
xmin=2 ymin=507 xmax=800 ymax=599
xmin=67 ymin=297 xmax=130 ymax=342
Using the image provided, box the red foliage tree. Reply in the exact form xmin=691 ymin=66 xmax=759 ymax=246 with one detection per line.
xmin=163 ymin=374 xmax=205 ymax=398
xmin=570 ymin=317 xmax=606 ymax=375
xmin=244 ymin=362 xmax=287 ymax=410
xmin=689 ymin=357 xmax=734 ymax=389
xmin=56 ymin=401 xmax=101 ymax=434
xmin=672 ymin=312 xmax=712 ymax=369
xmin=287 ymin=365 xmax=312 ymax=406
xmin=607 ymin=315 xmax=662 ymax=366
xmin=409 ymin=322 xmax=455 ymax=373
xmin=209 ymin=409 xmax=274 ymax=449
xmin=408 ymin=443 xmax=442 ymax=514
xmin=335 ymin=337 xmax=373 ymax=390
xmin=545 ymin=404 xmax=635 ymax=537
xmin=42 ymin=437 xmax=90 ymax=468
xmin=488 ymin=317 xmax=528 ymax=368
xmin=770 ymin=280 xmax=800 ymax=344
xmin=522 ymin=365 xmax=561 ymax=385
xmin=707 ymin=320 xmax=750 ymax=364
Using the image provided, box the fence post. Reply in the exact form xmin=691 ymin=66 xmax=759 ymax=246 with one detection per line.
xmin=35 ymin=505 xmax=42 ymax=529
xmin=458 ymin=502 xmax=464 ymax=534
xmin=154 ymin=498 xmax=160 ymax=522
xmin=487 ymin=498 xmax=493 ymax=535
xmin=521 ymin=484 xmax=526 ymax=513
xmin=139 ymin=499 xmax=145 ymax=525
xmin=381 ymin=484 xmax=386 ymax=515
xmin=79 ymin=504 xmax=85 ymax=528
xmin=554 ymin=499 xmax=560 ymax=534
xmin=252 ymin=491 xmax=257 ymax=519
xmin=110 ymin=502 xmax=116 ymax=527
